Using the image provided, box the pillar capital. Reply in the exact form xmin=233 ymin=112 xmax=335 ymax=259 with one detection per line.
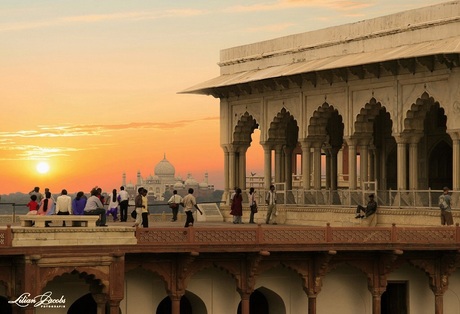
xmin=447 ymin=129 xmax=460 ymax=141
xmin=393 ymin=134 xmax=410 ymax=144
xmin=343 ymin=136 xmax=357 ymax=146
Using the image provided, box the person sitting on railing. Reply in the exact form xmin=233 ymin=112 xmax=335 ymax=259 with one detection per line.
xmin=355 ymin=194 xmax=377 ymax=224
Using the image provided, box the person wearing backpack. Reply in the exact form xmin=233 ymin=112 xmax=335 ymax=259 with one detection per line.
xmin=439 ymin=186 xmax=454 ymax=226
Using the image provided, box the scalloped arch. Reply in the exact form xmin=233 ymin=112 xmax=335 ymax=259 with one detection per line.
xmin=268 ymin=108 xmax=299 ymax=147
xmin=233 ymin=112 xmax=259 ymax=145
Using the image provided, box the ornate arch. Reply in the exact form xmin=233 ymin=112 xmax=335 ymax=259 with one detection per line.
xmin=233 ymin=112 xmax=259 ymax=146
xmin=308 ymin=102 xmax=343 ymax=147
xmin=41 ymin=268 xmax=107 ymax=294
xmin=268 ymin=108 xmax=299 ymax=147
xmin=354 ymin=98 xmax=390 ymax=136
xmin=404 ymin=92 xmax=445 ymax=133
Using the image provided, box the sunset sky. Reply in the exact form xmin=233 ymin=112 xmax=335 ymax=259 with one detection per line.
xmin=0 ymin=0 xmax=443 ymax=194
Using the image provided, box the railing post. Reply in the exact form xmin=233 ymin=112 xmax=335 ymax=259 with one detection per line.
xmin=12 ymin=203 xmax=16 ymax=225
xmin=391 ymin=223 xmax=397 ymax=242
xmin=6 ymin=224 xmax=12 ymax=246
xmin=326 ymin=223 xmax=331 ymax=242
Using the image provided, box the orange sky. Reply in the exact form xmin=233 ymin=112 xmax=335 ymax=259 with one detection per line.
xmin=0 ymin=0 xmax=441 ymax=194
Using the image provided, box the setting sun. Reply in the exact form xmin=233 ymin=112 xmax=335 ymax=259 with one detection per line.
xmin=36 ymin=162 xmax=50 ymax=174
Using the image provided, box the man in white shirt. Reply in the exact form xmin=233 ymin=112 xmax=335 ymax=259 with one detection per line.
xmin=168 ymin=190 xmax=183 ymax=222
xmin=118 ymin=186 xmax=129 ymax=222
xmin=55 ymin=189 xmax=72 ymax=226
xmin=183 ymin=188 xmax=202 ymax=227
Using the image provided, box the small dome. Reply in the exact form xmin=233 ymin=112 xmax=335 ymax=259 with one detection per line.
xmin=199 ymin=181 xmax=208 ymax=188
xmin=185 ymin=177 xmax=198 ymax=186
xmin=174 ymin=181 xmax=184 ymax=188
xmin=154 ymin=155 xmax=175 ymax=176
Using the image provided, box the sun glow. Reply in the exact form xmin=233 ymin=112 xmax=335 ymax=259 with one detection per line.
xmin=36 ymin=161 xmax=50 ymax=174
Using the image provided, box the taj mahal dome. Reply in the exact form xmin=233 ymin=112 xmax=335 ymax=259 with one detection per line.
xmin=121 ymin=154 xmax=215 ymax=201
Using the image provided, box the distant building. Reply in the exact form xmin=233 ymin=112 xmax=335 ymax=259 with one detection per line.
xmin=121 ymin=154 xmax=215 ymax=201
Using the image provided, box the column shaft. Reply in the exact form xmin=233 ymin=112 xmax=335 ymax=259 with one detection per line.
xmin=264 ymin=146 xmax=272 ymax=190
xmin=301 ymin=143 xmax=311 ymax=190
xmin=348 ymin=144 xmax=357 ymax=190
xmin=313 ymin=146 xmax=322 ymax=190
xmin=397 ymin=141 xmax=407 ymax=190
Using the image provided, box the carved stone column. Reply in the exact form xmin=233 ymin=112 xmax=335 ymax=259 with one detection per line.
xmin=300 ymin=140 xmax=312 ymax=190
xmin=284 ymin=146 xmax=294 ymax=190
xmin=170 ymin=294 xmax=182 ymax=314
xmin=408 ymin=134 xmax=422 ymax=190
xmin=262 ymin=143 xmax=272 ymax=190
xmin=228 ymin=145 xmax=236 ymax=193
xmin=92 ymin=293 xmax=107 ymax=314
xmin=395 ymin=135 xmax=408 ymax=190
xmin=312 ymin=143 xmax=322 ymax=190
xmin=345 ymin=138 xmax=357 ymax=190
xmin=359 ymin=144 xmax=369 ymax=189
xmin=238 ymin=146 xmax=249 ymax=191
xmin=274 ymin=145 xmax=283 ymax=183
xmin=221 ymin=145 xmax=230 ymax=203
xmin=447 ymin=130 xmax=460 ymax=190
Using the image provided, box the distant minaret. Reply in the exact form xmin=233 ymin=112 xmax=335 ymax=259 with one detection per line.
xmin=204 ymin=171 xmax=208 ymax=184
xmin=137 ymin=170 xmax=142 ymax=185
xmin=122 ymin=172 xmax=126 ymax=187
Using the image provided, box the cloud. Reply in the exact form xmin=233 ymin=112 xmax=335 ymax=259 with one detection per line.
xmin=0 ymin=8 xmax=208 ymax=32
xmin=0 ymin=144 xmax=84 ymax=161
xmin=226 ymin=0 xmax=373 ymax=13
xmin=0 ymin=117 xmax=219 ymax=138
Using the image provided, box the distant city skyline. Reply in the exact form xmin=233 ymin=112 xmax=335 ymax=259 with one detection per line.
xmin=0 ymin=0 xmax=443 ymax=194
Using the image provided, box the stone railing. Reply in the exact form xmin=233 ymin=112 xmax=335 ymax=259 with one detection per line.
xmin=0 ymin=225 xmax=12 ymax=247
xmin=135 ymin=223 xmax=460 ymax=251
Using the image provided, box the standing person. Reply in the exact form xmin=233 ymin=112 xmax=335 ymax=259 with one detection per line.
xmin=168 ymin=190 xmax=183 ymax=222
xmin=249 ymin=187 xmax=257 ymax=224
xmin=133 ymin=187 xmax=144 ymax=228
xmin=265 ymin=185 xmax=277 ymax=225
xmin=26 ymin=194 xmax=39 ymax=215
xmin=29 ymin=187 xmax=43 ymax=204
xmin=72 ymin=191 xmax=87 ymax=215
xmin=355 ymin=194 xmax=378 ymax=226
xmin=55 ymin=189 xmax=72 ymax=226
xmin=183 ymin=188 xmax=202 ymax=227
xmin=118 ymin=186 xmax=129 ymax=222
xmin=230 ymin=188 xmax=243 ymax=224
xmin=106 ymin=189 xmax=119 ymax=222
xmin=141 ymin=188 xmax=149 ymax=228
xmin=83 ymin=188 xmax=107 ymax=227
xmin=44 ymin=188 xmax=55 ymax=215
xmin=439 ymin=187 xmax=454 ymax=226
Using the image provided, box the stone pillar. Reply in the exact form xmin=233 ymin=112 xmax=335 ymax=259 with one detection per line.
xmin=222 ymin=145 xmax=230 ymax=201
xmin=313 ymin=143 xmax=322 ymax=190
xmin=345 ymin=138 xmax=357 ymax=190
xmin=263 ymin=144 xmax=272 ymax=190
xmin=330 ymin=148 xmax=340 ymax=190
xmin=92 ymin=293 xmax=107 ymax=314
xmin=308 ymin=295 xmax=317 ymax=314
xmin=284 ymin=146 xmax=294 ymax=190
xmin=274 ymin=145 xmax=283 ymax=183
xmin=240 ymin=294 xmax=250 ymax=314
xmin=372 ymin=292 xmax=382 ymax=314
xmin=395 ymin=136 xmax=408 ymax=190
xmin=448 ymin=131 xmax=460 ymax=190
xmin=408 ymin=135 xmax=421 ymax=190
xmin=301 ymin=140 xmax=311 ymax=190
xmin=359 ymin=144 xmax=369 ymax=189
xmin=324 ymin=149 xmax=331 ymax=189
xmin=228 ymin=145 xmax=236 ymax=193
xmin=238 ymin=146 xmax=248 ymax=191
xmin=171 ymin=294 xmax=181 ymax=314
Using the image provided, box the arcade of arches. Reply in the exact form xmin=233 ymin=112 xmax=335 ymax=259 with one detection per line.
xmin=223 ymin=93 xmax=455 ymax=202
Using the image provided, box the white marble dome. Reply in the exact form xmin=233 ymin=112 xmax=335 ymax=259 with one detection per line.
xmin=174 ymin=181 xmax=184 ymax=189
xmin=154 ymin=155 xmax=175 ymax=176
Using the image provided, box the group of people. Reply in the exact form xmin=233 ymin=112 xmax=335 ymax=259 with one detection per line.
xmin=26 ymin=186 xmax=130 ymax=227
xmin=167 ymin=188 xmax=202 ymax=227
xmin=229 ymin=184 xmax=278 ymax=225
